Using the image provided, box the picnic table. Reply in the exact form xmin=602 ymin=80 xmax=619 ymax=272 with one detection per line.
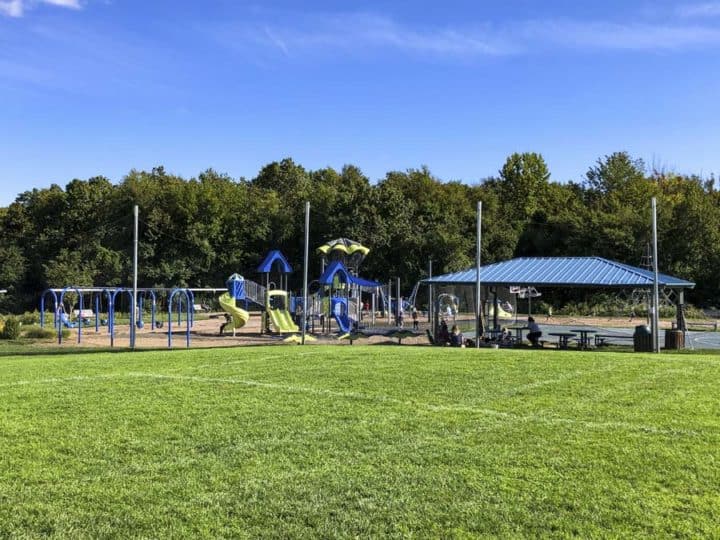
xmin=571 ymin=328 xmax=598 ymax=349
xmin=508 ymin=325 xmax=529 ymax=345
xmin=549 ymin=332 xmax=577 ymax=349
xmin=486 ymin=328 xmax=505 ymax=339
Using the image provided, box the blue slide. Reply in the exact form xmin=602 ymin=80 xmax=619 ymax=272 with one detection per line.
xmin=334 ymin=311 xmax=352 ymax=333
xmin=331 ymin=297 xmax=354 ymax=334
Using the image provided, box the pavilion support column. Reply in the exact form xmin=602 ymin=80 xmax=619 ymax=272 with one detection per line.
xmin=676 ymin=289 xmax=685 ymax=331
xmin=493 ymin=287 xmax=499 ymax=331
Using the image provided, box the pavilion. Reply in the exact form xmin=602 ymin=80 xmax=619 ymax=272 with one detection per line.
xmin=421 ymin=256 xmax=695 ymax=333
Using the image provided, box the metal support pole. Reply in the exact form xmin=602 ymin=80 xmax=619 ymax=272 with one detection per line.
xmin=396 ymin=277 xmax=401 ymax=326
xmin=677 ymin=289 xmax=685 ymax=332
xmin=428 ymin=259 xmax=433 ymax=325
xmin=493 ymin=287 xmax=499 ymax=330
xmin=302 ymin=201 xmax=310 ymax=345
xmin=475 ymin=201 xmax=482 ymax=348
xmin=652 ymin=197 xmax=660 ymax=353
xmin=132 ymin=205 xmax=138 ymax=350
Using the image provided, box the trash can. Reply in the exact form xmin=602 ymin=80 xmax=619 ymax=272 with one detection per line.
xmin=664 ymin=329 xmax=685 ymax=350
xmin=633 ymin=324 xmax=652 ymax=352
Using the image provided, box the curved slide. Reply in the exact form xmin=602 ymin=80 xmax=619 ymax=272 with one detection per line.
xmin=268 ymin=308 xmax=299 ymax=333
xmin=333 ymin=311 xmax=353 ymax=334
xmin=487 ymin=304 xmax=514 ymax=319
xmin=219 ymin=292 xmax=250 ymax=333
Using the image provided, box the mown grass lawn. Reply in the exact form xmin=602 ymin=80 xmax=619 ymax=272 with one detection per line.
xmin=1 ymin=345 xmax=719 ymax=537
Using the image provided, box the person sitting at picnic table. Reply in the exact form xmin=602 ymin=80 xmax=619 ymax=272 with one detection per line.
xmin=437 ymin=319 xmax=450 ymax=345
xmin=450 ymin=325 xmax=464 ymax=347
xmin=527 ymin=316 xmax=542 ymax=347
xmin=501 ymin=327 xmax=513 ymax=344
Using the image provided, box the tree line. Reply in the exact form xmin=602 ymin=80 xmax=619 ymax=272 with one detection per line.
xmin=1 ymin=152 xmax=718 ymax=312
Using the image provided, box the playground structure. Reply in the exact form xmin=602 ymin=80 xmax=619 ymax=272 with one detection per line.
xmin=38 ymin=246 xmax=344 ymax=348
xmin=266 ymin=290 xmax=299 ymax=334
xmin=218 ymin=274 xmax=250 ymax=336
xmin=39 ymin=285 xmax=225 ymax=348
xmin=36 ymin=241 xmax=436 ymax=348
xmin=307 ymin=239 xmax=425 ymax=342
xmin=257 ymin=250 xmax=301 ymax=334
xmin=315 ymin=259 xmax=381 ymax=336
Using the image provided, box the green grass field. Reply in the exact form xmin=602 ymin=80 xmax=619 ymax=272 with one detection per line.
xmin=1 ymin=346 xmax=719 ymax=537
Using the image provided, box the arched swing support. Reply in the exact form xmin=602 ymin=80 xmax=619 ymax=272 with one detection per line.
xmin=110 ymin=288 xmax=136 ymax=348
xmin=188 ymin=289 xmax=195 ymax=327
xmin=168 ymin=288 xmax=191 ymax=349
xmin=39 ymin=289 xmax=59 ymax=330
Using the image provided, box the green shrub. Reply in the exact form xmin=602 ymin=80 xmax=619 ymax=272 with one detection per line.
xmin=23 ymin=327 xmax=57 ymax=339
xmin=20 ymin=311 xmax=40 ymax=325
xmin=0 ymin=317 xmax=21 ymax=340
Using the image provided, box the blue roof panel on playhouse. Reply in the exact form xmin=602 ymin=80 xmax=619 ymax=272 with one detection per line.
xmin=257 ymin=250 xmax=293 ymax=274
xmin=422 ymin=257 xmax=695 ymax=289
xmin=318 ymin=261 xmax=382 ymax=288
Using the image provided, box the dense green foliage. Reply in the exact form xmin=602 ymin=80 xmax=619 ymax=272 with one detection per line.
xmin=0 ymin=316 xmax=20 ymax=340
xmin=1 ymin=152 xmax=718 ymax=311
xmin=0 ymin=346 xmax=718 ymax=536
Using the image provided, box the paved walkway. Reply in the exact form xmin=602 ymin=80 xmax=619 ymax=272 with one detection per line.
xmin=470 ymin=323 xmax=720 ymax=350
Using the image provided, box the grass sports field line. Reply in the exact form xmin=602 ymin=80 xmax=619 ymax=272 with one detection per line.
xmin=0 ymin=374 xmax=120 ymax=388
xmin=502 ymin=362 xmax=620 ymax=397
xmin=193 ymin=350 xmax=324 ymax=369
xmin=0 ymin=368 xmax=701 ymax=437
xmin=122 ymin=371 xmax=704 ymax=437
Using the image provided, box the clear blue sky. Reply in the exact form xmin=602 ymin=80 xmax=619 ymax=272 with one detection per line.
xmin=1 ymin=0 xmax=719 ymax=205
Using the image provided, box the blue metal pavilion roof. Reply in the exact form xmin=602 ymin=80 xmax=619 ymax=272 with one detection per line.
xmin=422 ymin=257 xmax=695 ymax=289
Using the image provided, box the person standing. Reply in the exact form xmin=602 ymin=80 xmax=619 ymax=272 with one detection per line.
xmin=411 ymin=307 xmax=419 ymax=330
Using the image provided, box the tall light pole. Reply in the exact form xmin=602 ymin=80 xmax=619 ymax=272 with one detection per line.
xmin=428 ymin=259 xmax=433 ymax=327
xmin=475 ymin=201 xmax=482 ymax=348
xmin=132 ymin=205 xmax=138 ymax=350
xmin=651 ymin=197 xmax=660 ymax=353
xmin=301 ymin=202 xmax=310 ymax=345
